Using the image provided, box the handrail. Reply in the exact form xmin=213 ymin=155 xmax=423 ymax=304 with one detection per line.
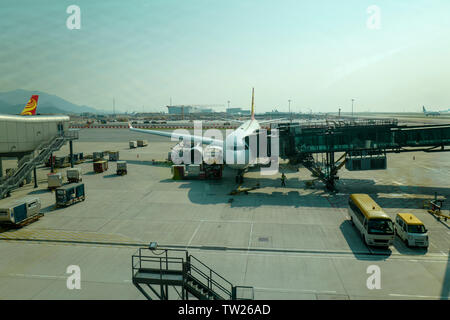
xmin=132 ymin=247 xmax=242 ymax=300
xmin=187 ymin=266 xmax=230 ymax=299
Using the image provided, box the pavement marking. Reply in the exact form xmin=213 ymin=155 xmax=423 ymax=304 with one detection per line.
xmin=389 ymin=293 xmax=449 ymax=299
xmin=254 ymin=286 xmax=337 ymax=295
xmin=186 ymin=221 xmax=203 ymax=248
xmin=247 ymin=223 xmax=254 ymax=250
xmin=8 ymin=273 xmax=66 ymax=280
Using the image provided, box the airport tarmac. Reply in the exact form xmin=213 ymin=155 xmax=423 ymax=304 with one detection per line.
xmin=0 ymin=128 xmax=449 ymax=300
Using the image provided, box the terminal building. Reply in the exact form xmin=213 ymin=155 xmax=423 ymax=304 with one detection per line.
xmin=166 ymin=106 xmax=213 ymax=114
xmin=0 ymin=114 xmax=76 ymax=199
xmin=226 ymin=108 xmax=250 ymax=115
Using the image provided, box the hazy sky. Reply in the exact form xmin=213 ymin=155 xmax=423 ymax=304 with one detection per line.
xmin=1 ymin=0 xmax=449 ymax=113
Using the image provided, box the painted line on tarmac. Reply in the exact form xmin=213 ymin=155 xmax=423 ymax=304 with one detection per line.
xmin=1 ymin=238 xmax=447 ymax=261
xmin=9 ymin=273 xmax=66 ymax=280
xmin=389 ymin=293 xmax=449 ymax=299
xmin=186 ymin=221 xmax=203 ymax=249
xmin=254 ymin=286 xmax=338 ymax=295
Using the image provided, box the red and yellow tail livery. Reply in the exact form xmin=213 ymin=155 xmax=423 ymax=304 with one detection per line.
xmin=20 ymin=95 xmax=39 ymax=115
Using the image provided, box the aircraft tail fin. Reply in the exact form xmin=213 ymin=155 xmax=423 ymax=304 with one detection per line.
xmin=251 ymin=88 xmax=255 ymax=120
xmin=423 ymin=106 xmax=426 ymax=113
xmin=20 ymin=95 xmax=39 ymax=115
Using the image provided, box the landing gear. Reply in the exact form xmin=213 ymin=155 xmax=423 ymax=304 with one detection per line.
xmin=235 ymin=171 xmax=244 ymax=184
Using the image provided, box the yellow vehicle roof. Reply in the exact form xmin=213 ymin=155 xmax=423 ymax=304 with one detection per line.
xmin=350 ymin=194 xmax=391 ymax=220
xmin=397 ymin=213 xmax=424 ymax=226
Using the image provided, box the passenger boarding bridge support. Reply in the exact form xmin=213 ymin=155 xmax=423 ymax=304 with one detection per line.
xmin=132 ymin=245 xmax=254 ymax=300
xmin=276 ymin=119 xmax=450 ymax=191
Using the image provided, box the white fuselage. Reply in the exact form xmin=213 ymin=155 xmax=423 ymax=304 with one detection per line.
xmin=216 ymin=119 xmax=261 ymax=170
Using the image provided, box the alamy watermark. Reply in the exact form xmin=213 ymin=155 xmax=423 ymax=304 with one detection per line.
xmin=366 ymin=265 xmax=381 ymax=290
xmin=367 ymin=5 xmax=381 ymax=30
xmin=66 ymin=265 xmax=81 ymax=290
xmin=66 ymin=5 xmax=81 ymax=30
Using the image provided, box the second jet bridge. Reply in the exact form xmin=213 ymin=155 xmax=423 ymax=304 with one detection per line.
xmin=275 ymin=119 xmax=450 ymax=190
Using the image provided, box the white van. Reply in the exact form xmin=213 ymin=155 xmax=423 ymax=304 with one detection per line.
xmin=395 ymin=213 xmax=429 ymax=248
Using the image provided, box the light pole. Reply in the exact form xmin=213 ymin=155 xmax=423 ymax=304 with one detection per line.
xmin=288 ymin=99 xmax=292 ymax=122
xmin=351 ymin=99 xmax=355 ymax=118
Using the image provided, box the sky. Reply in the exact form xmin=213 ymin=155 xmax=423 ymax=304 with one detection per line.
xmin=1 ymin=0 xmax=449 ymax=113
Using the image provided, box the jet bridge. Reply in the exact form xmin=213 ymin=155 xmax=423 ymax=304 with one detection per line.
xmin=275 ymin=119 xmax=450 ymax=190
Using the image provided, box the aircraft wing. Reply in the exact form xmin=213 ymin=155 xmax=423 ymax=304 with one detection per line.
xmin=128 ymin=123 xmax=223 ymax=146
xmin=258 ymin=118 xmax=287 ymax=124
xmin=215 ymin=118 xmax=245 ymax=124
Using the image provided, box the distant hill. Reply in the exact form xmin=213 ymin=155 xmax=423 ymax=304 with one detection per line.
xmin=0 ymin=89 xmax=102 ymax=115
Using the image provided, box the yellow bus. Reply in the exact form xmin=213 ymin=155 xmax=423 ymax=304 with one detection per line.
xmin=348 ymin=194 xmax=395 ymax=247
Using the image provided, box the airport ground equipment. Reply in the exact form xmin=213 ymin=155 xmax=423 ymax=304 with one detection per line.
xmin=55 ymin=183 xmax=85 ymax=207
xmin=230 ymin=183 xmax=260 ymax=195
xmin=129 ymin=141 xmax=137 ymax=149
xmin=203 ymin=163 xmax=223 ymax=180
xmin=93 ymin=160 xmax=108 ymax=173
xmin=137 ymin=140 xmax=148 ymax=147
xmin=276 ymin=119 xmax=450 ymax=190
xmin=0 ymin=130 xmax=78 ymax=199
xmin=132 ymin=246 xmax=254 ymax=300
xmin=67 ymin=168 xmax=82 ymax=183
xmin=47 ymin=172 xmax=63 ymax=189
xmin=172 ymin=165 xmax=185 ymax=180
xmin=108 ymin=151 xmax=119 ymax=161
xmin=0 ymin=197 xmax=41 ymax=226
xmin=185 ymin=164 xmax=201 ymax=178
xmin=93 ymin=152 xmax=104 ymax=162
xmin=424 ymin=195 xmax=448 ymax=221
xmin=116 ymin=161 xmax=127 ymax=175
xmin=45 ymin=155 xmax=56 ymax=167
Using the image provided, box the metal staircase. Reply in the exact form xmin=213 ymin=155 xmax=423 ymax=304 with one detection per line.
xmin=0 ymin=130 xmax=78 ymax=199
xmin=132 ymin=247 xmax=254 ymax=300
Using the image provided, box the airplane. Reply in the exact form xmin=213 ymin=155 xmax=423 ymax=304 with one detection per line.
xmin=20 ymin=95 xmax=39 ymax=115
xmin=129 ymin=88 xmax=283 ymax=183
xmin=422 ymin=106 xmax=441 ymax=116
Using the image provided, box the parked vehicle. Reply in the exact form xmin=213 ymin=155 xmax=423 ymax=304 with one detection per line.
xmin=48 ymin=172 xmax=63 ymax=189
xmin=116 ymin=161 xmax=127 ymax=175
xmin=55 ymin=183 xmax=85 ymax=207
xmin=0 ymin=197 xmax=41 ymax=225
xmin=93 ymin=160 xmax=108 ymax=173
xmin=129 ymin=141 xmax=137 ymax=149
xmin=93 ymin=152 xmax=104 ymax=162
xmin=109 ymin=151 xmax=120 ymax=161
xmin=348 ymin=194 xmax=395 ymax=247
xmin=395 ymin=213 xmax=429 ymax=248
xmin=137 ymin=140 xmax=148 ymax=147
xmin=67 ymin=168 xmax=82 ymax=183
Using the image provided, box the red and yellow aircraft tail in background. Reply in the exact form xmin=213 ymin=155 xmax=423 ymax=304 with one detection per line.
xmin=20 ymin=95 xmax=39 ymax=115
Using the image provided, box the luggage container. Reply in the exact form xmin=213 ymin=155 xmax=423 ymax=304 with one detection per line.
xmin=171 ymin=165 xmax=185 ymax=180
xmin=109 ymin=151 xmax=120 ymax=161
xmin=67 ymin=167 xmax=82 ymax=183
xmin=137 ymin=140 xmax=148 ymax=147
xmin=116 ymin=161 xmax=127 ymax=175
xmin=129 ymin=141 xmax=138 ymax=149
xmin=0 ymin=197 xmax=41 ymax=225
xmin=48 ymin=172 xmax=63 ymax=189
xmin=93 ymin=160 xmax=108 ymax=173
xmin=45 ymin=155 xmax=56 ymax=167
xmin=93 ymin=152 xmax=104 ymax=162
xmin=54 ymin=156 xmax=69 ymax=168
xmin=55 ymin=183 xmax=85 ymax=207
xmin=71 ymin=153 xmax=79 ymax=163
xmin=186 ymin=164 xmax=201 ymax=178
